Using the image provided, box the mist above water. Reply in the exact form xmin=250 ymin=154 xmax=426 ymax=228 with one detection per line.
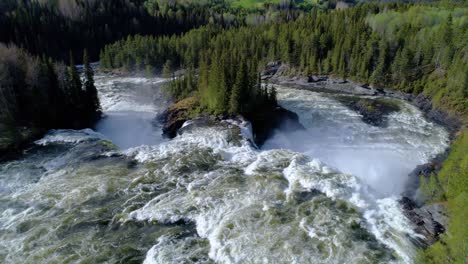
xmin=94 ymin=76 xmax=170 ymax=149
xmin=263 ymin=86 xmax=449 ymax=197
xmin=0 ymin=76 xmax=451 ymax=264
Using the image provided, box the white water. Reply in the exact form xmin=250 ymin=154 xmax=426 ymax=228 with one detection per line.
xmin=94 ymin=76 xmax=170 ymax=149
xmin=264 ymin=87 xmax=449 ymax=196
xmin=0 ymin=76 xmax=450 ymax=264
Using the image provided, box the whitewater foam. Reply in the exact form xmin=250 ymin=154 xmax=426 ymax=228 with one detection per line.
xmin=35 ymin=129 xmax=104 ymax=145
xmin=0 ymin=77 xmax=451 ymax=264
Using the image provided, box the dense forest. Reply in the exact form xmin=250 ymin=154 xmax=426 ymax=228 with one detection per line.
xmin=0 ymin=0 xmax=336 ymax=62
xmin=0 ymin=0 xmax=467 ymax=262
xmin=99 ymin=2 xmax=467 ymax=262
xmin=100 ymin=3 xmax=467 ymax=117
xmin=0 ymin=0 xmax=211 ymax=62
xmin=0 ymin=45 xmax=100 ymax=154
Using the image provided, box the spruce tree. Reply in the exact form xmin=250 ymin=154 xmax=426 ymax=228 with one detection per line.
xmin=269 ymin=86 xmax=278 ymax=106
xmin=45 ymin=58 xmax=61 ymax=127
xmin=371 ymin=40 xmax=389 ymax=86
xmin=83 ymin=50 xmax=101 ymax=119
xmin=229 ymin=61 xmax=247 ymax=114
xmin=68 ymin=52 xmax=83 ymax=110
xmin=162 ymin=59 xmax=173 ymax=78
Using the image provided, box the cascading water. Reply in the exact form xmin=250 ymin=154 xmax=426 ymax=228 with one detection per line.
xmin=0 ymin=75 xmax=449 ymax=264
xmin=94 ymin=76 xmax=170 ymax=148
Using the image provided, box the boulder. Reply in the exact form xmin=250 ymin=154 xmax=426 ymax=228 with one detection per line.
xmin=337 ymin=97 xmax=400 ymax=127
xmin=159 ymin=97 xmax=199 ymax=138
xmin=261 ymin=61 xmax=282 ymax=77
xmin=399 ymin=197 xmax=448 ymax=248
xmin=243 ymin=105 xmax=305 ymax=146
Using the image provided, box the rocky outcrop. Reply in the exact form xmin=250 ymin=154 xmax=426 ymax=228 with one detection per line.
xmin=263 ymin=62 xmax=380 ymax=96
xmin=337 ymin=97 xmax=400 ymax=127
xmin=243 ymin=106 xmax=305 ymax=146
xmin=402 ymin=152 xmax=449 ymax=199
xmin=399 ymin=197 xmax=448 ymax=247
xmin=262 ymin=62 xmax=463 ymax=134
xmin=160 ymin=95 xmax=304 ymax=146
xmin=158 ymin=97 xmax=199 ymax=138
xmin=412 ymin=95 xmax=462 ymax=135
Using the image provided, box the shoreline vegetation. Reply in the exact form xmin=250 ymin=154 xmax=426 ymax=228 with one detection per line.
xmin=1 ymin=1 xmax=466 ymax=262
xmin=101 ymin=4 xmax=468 ymax=263
xmin=0 ymin=46 xmax=101 ymax=159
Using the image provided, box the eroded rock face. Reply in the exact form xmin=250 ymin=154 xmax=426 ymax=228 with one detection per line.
xmin=337 ymin=97 xmax=400 ymax=127
xmin=158 ymin=97 xmax=199 ymax=138
xmin=243 ymin=106 xmax=305 ymax=146
xmin=160 ymin=88 xmax=305 ymax=146
xmin=412 ymin=95 xmax=461 ymax=135
xmin=399 ymin=197 xmax=448 ymax=248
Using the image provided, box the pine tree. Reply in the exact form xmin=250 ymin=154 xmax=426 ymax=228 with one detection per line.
xmin=83 ymin=50 xmax=101 ymax=120
xmin=162 ymin=59 xmax=173 ymax=78
xmin=45 ymin=58 xmax=61 ymax=127
xmin=229 ymin=60 xmax=247 ymax=114
xmin=370 ymin=40 xmax=389 ymax=86
xmin=68 ymin=52 xmax=83 ymax=109
xmin=269 ymin=86 xmax=278 ymax=106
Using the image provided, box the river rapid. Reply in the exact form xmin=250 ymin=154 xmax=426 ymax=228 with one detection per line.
xmin=0 ymin=75 xmax=449 ymax=263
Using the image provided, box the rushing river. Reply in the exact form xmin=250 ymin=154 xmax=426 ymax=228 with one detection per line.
xmin=0 ymin=75 xmax=449 ymax=263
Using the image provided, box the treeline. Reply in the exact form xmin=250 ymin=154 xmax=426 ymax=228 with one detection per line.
xmin=0 ymin=0 xmax=321 ymax=63
xmin=143 ymin=0 xmax=327 ymax=26
xmin=0 ymin=0 xmax=209 ymax=62
xmin=100 ymin=3 xmax=467 ymax=117
xmin=0 ymin=44 xmax=100 ymax=151
xmin=166 ymin=56 xmax=278 ymax=114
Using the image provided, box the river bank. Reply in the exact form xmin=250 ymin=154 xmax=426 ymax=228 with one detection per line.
xmin=0 ymin=72 xmax=453 ymax=263
xmin=262 ymin=62 xmax=465 ymax=249
xmin=0 ymin=125 xmax=44 ymax=161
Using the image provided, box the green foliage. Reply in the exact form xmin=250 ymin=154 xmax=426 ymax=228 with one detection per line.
xmin=83 ymin=50 xmax=102 ymax=120
xmin=101 ymin=3 xmax=467 ymax=116
xmin=0 ymin=45 xmax=101 ymax=151
xmin=420 ymin=174 xmax=445 ymax=202
xmin=0 ymin=0 xmax=206 ymax=62
xmin=437 ymin=132 xmax=468 ymax=201
xmin=420 ymin=131 xmax=468 ymax=263
xmin=101 ymin=4 xmax=468 ymax=115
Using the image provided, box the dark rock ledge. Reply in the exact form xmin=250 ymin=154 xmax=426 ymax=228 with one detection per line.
xmin=159 ymin=97 xmax=304 ymax=147
xmin=399 ymin=197 xmax=448 ymax=248
xmin=336 ymin=97 xmax=400 ymax=127
xmin=262 ymin=62 xmax=462 ymax=134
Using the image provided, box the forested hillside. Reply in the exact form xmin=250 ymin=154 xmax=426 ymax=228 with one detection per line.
xmin=101 ymin=3 xmax=468 ymax=117
xmin=0 ymin=0 xmax=209 ymax=62
xmin=0 ymin=45 xmax=100 ymax=155
xmin=0 ymin=0 xmax=326 ymax=62
xmin=100 ymin=4 xmax=467 ymax=261
xmin=0 ymin=0 xmax=467 ymax=263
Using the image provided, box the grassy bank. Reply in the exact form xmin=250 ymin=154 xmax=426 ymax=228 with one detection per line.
xmin=419 ymin=130 xmax=468 ymax=263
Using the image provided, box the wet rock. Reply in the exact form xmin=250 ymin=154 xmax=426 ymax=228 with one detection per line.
xmin=161 ymin=95 xmax=304 ymax=147
xmin=413 ymin=95 xmax=461 ymax=134
xmin=402 ymin=152 xmax=449 ymax=198
xmin=176 ymin=115 xmax=222 ymax=136
xmin=243 ymin=106 xmax=305 ymax=146
xmin=293 ymin=189 xmax=322 ymax=203
xmin=399 ymin=197 xmax=448 ymax=248
xmin=337 ymin=97 xmax=400 ymax=127
xmin=307 ymin=75 xmax=318 ymax=83
xmin=262 ymin=61 xmax=281 ymax=77
xmin=159 ymin=97 xmax=199 ymax=138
